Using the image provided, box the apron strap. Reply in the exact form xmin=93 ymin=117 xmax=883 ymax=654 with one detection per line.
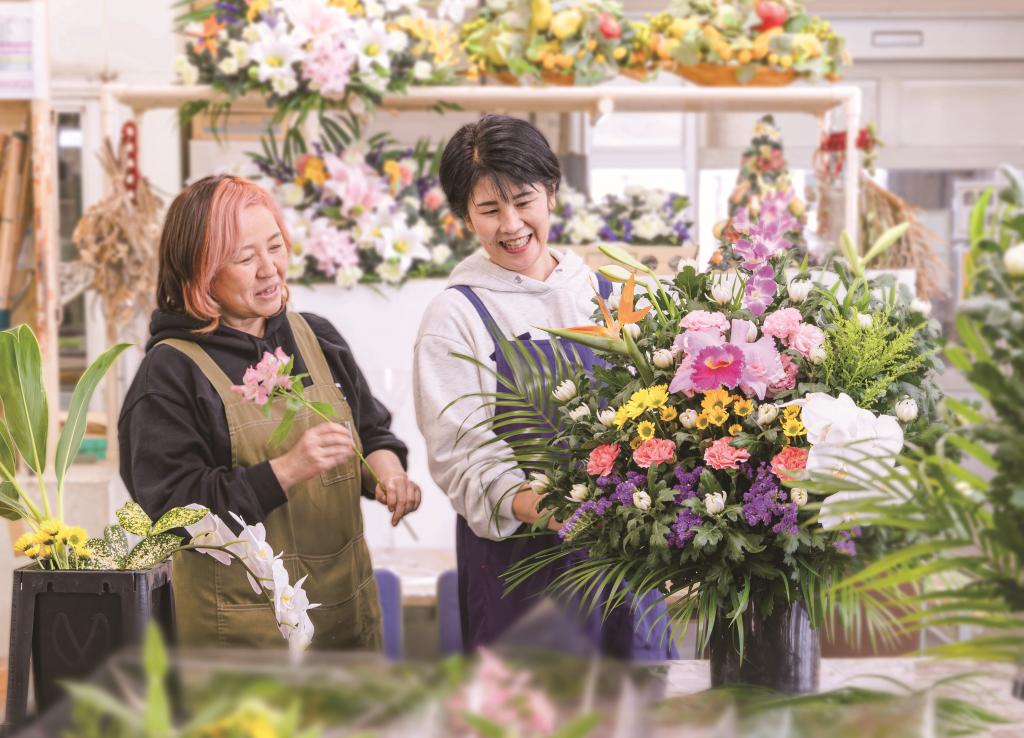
xmin=156 ymin=338 xmax=241 ymax=408
xmin=286 ymin=312 xmax=334 ymax=389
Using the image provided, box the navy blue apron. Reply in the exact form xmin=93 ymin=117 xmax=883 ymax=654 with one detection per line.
xmin=450 ymin=276 xmax=678 ymax=660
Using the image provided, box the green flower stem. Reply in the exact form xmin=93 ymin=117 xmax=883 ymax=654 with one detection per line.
xmin=622 ymin=330 xmax=654 ymax=385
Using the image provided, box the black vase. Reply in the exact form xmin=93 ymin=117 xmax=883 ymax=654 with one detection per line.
xmin=708 ymin=598 xmax=820 ymax=694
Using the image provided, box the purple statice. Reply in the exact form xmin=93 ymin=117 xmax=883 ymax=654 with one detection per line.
xmin=549 ymin=223 xmax=564 ymax=243
xmin=213 ymin=3 xmax=243 ymax=22
xmin=612 ymin=470 xmax=647 ymax=506
xmin=562 ymin=202 xmax=573 ymax=219
xmin=672 ymin=220 xmax=690 ymax=243
xmin=673 ymin=465 xmax=704 ymax=503
xmin=620 ymin=217 xmax=634 ymax=243
xmin=667 ymin=509 xmax=703 ymax=549
xmin=834 ymin=526 xmax=863 ymax=556
xmin=598 ymin=225 xmax=616 ymax=241
xmin=742 ymin=464 xmax=798 ymax=535
xmin=596 ymin=473 xmax=621 ymax=490
xmin=743 ymin=263 xmax=778 ymax=317
xmin=558 ymin=496 xmax=615 ymax=540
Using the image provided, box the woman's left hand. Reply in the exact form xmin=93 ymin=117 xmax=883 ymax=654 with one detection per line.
xmin=375 ymin=474 xmax=422 ymax=527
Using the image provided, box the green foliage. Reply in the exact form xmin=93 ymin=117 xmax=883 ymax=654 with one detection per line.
xmin=82 ymin=503 xmax=208 ymax=572
xmin=822 ymin=308 xmax=933 ymax=409
xmin=116 ymin=501 xmax=153 ymax=536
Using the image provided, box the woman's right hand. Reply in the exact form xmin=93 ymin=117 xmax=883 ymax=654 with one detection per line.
xmin=270 ymin=423 xmax=356 ymax=490
xmin=512 ymin=483 xmax=562 ymax=532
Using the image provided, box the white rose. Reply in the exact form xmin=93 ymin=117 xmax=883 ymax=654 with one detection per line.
xmin=856 ymin=312 xmax=873 ymax=329
xmin=412 ymin=60 xmax=432 ymax=80
xmin=704 ymin=492 xmax=726 ymax=516
xmin=217 ymin=56 xmax=240 ymax=76
xmin=174 ymin=55 xmax=199 ymax=86
xmin=529 ymin=472 xmax=550 ymax=494
xmin=788 ymin=279 xmax=812 ymax=304
xmin=431 ymin=244 xmax=452 ymax=264
xmin=910 ymin=298 xmax=932 ymax=316
xmin=622 ymin=323 xmax=641 ymax=340
xmin=278 ymin=183 xmax=304 ymax=208
xmin=568 ymin=483 xmax=589 ymax=502
xmin=680 ymin=409 xmax=699 ymax=429
xmin=809 ymin=344 xmax=827 ymax=365
xmin=334 ymin=266 xmax=363 ymax=288
xmin=652 ymin=349 xmax=675 ymax=369
xmin=242 ymin=25 xmax=261 ymax=43
xmin=568 ymin=405 xmax=591 ymax=422
xmin=633 ymin=490 xmax=652 ymax=511
xmin=553 ymin=380 xmax=577 ymax=402
xmin=270 ymin=73 xmax=298 ymax=96
xmin=376 ymin=259 xmax=405 ymax=284
xmin=597 ymin=408 xmax=616 ymax=427
xmin=228 ymin=39 xmax=250 ymax=64
xmin=1005 ymin=243 xmax=1024 ymax=276
xmin=894 ymin=397 xmax=918 ymax=423
xmin=790 ymin=487 xmax=808 ymax=507
xmin=756 ymin=403 xmax=779 ymax=426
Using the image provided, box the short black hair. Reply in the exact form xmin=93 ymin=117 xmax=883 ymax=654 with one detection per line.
xmin=439 ymin=114 xmax=561 ymax=221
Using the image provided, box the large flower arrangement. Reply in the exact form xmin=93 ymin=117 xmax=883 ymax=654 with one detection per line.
xmin=174 ymin=0 xmax=466 ymax=126
xmin=648 ymin=0 xmax=847 ymax=84
xmin=473 ymin=222 xmax=941 ymax=651
xmin=460 ymin=0 xmax=641 ymax=85
xmin=247 ymin=128 xmax=476 ymax=285
xmin=549 ymin=185 xmax=692 ymax=247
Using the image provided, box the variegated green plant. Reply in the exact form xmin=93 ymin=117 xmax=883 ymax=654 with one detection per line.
xmin=81 ymin=502 xmax=209 ymax=571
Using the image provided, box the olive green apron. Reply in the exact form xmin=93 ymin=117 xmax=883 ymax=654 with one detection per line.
xmin=160 ymin=311 xmax=382 ymax=651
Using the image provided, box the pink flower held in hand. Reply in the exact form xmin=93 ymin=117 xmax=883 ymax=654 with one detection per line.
xmin=790 ymin=323 xmax=825 ymax=360
xmin=587 ymin=443 xmax=621 ymax=476
xmin=704 ymin=436 xmax=751 ymax=470
xmin=762 ymin=308 xmax=803 ymax=343
xmin=231 ymin=348 xmax=293 ymax=406
xmin=771 ymin=446 xmax=809 ymax=481
xmin=633 ymin=438 xmax=676 ymax=468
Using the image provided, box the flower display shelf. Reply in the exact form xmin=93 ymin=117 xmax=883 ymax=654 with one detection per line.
xmin=671 ymin=62 xmax=797 ymax=87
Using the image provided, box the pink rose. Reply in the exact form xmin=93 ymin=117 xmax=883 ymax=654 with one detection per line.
xmin=790 ymin=323 xmax=825 ymax=359
xmin=633 ymin=438 xmax=677 ymax=468
xmin=423 ymin=187 xmax=445 ymax=211
xmin=762 ymin=308 xmax=803 ymax=342
xmin=770 ymin=446 xmax=809 ymax=481
xmin=587 ymin=443 xmax=621 ymax=476
xmin=679 ymin=310 xmax=730 ymax=333
xmin=767 ymin=353 xmax=798 ymax=396
xmin=703 ymin=436 xmax=751 ymax=470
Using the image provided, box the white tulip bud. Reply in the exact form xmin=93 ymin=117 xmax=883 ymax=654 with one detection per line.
xmin=856 ymin=312 xmax=873 ymax=329
xmin=790 ymin=488 xmax=808 ymax=507
xmin=597 ymin=408 xmax=617 ymax=427
xmin=553 ymin=380 xmax=577 ymax=402
xmin=622 ymin=323 xmax=641 ymax=340
xmin=680 ymin=409 xmax=699 ymax=429
xmin=568 ymin=483 xmax=589 ymax=502
xmin=809 ymin=344 xmax=827 ymax=365
xmin=652 ymin=349 xmax=675 ymax=369
xmin=895 ymin=397 xmax=918 ymax=423
xmin=568 ymin=405 xmax=591 ymax=422
xmin=787 ymin=280 xmax=812 ymax=304
xmin=704 ymin=492 xmax=726 ymax=515
xmin=1005 ymin=243 xmax=1024 ymax=276
xmin=632 ymin=490 xmax=652 ymax=511
xmin=528 ymin=473 xmax=550 ymax=494
xmin=756 ymin=403 xmax=779 ymax=426
xmin=709 ymin=280 xmax=733 ymax=305
xmin=744 ymin=322 xmax=758 ymax=342
xmin=910 ymin=298 xmax=932 ymax=317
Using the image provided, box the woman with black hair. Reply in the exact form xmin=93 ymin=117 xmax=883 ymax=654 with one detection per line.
xmin=413 ymin=115 xmax=674 ymax=657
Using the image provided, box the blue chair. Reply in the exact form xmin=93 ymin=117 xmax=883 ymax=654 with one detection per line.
xmin=437 ymin=568 xmax=463 ymax=655
xmin=374 ymin=568 xmax=402 ymax=660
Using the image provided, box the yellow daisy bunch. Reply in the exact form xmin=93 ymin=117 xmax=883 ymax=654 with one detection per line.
xmin=659 ymin=406 xmax=678 ymax=423
xmin=637 ymin=420 xmax=656 ymax=441
xmin=733 ymin=398 xmax=754 ymax=417
xmin=13 ymin=520 xmax=92 ymax=563
xmin=700 ymin=389 xmax=732 ymax=414
xmin=781 ymin=405 xmax=807 ymax=438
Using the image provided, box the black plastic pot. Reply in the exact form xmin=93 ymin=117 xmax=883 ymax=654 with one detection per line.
xmin=708 ymin=598 xmax=820 ymax=694
xmin=3 ymin=562 xmax=175 ymax=727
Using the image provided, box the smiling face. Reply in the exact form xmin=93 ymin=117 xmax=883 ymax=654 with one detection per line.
xmin=210 ymin=205 xmax=288 ymax=335
xmin=464 ymin=178 xmax=558 ymax=282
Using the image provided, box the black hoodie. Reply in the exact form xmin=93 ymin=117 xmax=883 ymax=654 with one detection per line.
xmin=118 ymin=309 xmax=408 ymax=527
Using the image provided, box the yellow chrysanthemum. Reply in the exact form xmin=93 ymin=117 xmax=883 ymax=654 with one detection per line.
xmin=296 ymin=157 xmax=327 ymax=188
xmin=23 ymin=544 xmax=41 ymax=559
xmin=246 ymin=0 xmax=271 ymax=22
xmin=40 ymin=519 xmax=62 ymax=537
xmin=637 ymin=420 xmax=656 ymax=441
xmin=706 ymin=406 xmax=729 ymax=427
xmin=783 ymin=404 xmax=802 ymax=418
xmin=59 ymin=526 xmax=89 ymax=546
xmin=701 ymin=389 xmax=732 ymax=413
xmin=782 ymin=417 xmax=807 ymax=437
xmin=659 ymin=406 xmax=678 ymax=423
xmin=13 ymin=532 xmax=33 ymax=555
xmin=728 ymin=423 xmax=743 ymax=436
xmin=695 ymin=413 xmax=710 ymax=430
xmin=630 ymin=435 xmax=644 ymax=450
xmin=613 ymin=405 xmax=631 ymax=428
xmin=75 ymin=546 xmax=93 ymax=560
xmin=625 ymin=400 xmax=645 ymax=419
xmin=630 ymin=385 xmax=669 ymax=411
xmin=33 ymin=529 xmax=55 ymax=546
xmin=733 ymin=399 xmax=754 ymax=417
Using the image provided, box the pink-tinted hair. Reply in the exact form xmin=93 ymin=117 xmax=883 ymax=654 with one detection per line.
xmin=157 ymin=175 xmax=291 ymax=333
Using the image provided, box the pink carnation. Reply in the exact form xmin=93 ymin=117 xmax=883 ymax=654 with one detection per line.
xmin=762 ymin=308 xmax=803 ymax=342
xmin=790 ymin=323 xmax=825 ymax=360
xmin=587 ymin=443 xmax=621 ymax=477
xmin=680 ymin=310 xmax=729 ymax=333
xmin=703 ymin=437 xmax=751 ymax=470
xmin=767 ymin=353 xmax=799 ymax=396
xmin=771 ymin=446 xmax=809 ymax=481
xmin=423 ymin=187 xmax=445 ymax=211
xmin=633 ymin=438 xmax=676 ymax=468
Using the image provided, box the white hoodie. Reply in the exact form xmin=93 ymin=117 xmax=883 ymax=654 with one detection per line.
xmin=413 ymin=248 xmax=603 ymax=541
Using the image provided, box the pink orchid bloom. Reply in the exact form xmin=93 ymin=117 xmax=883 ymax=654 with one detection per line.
xmin=729 ymin=320 xmax=785 ymax=400
xmin=670 ymin=329 xmax=725 ymax=394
